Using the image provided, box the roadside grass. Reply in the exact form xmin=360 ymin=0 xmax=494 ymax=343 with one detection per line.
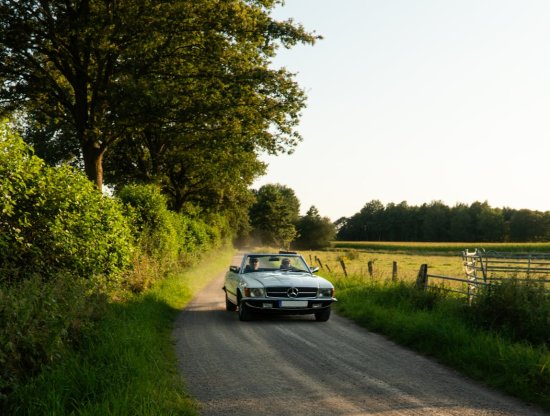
xmin=329 ymin=273 xmax=550 ymax=410
xmin=302 ymin=246 xmax=550 ymax=409
xmin=8 ymin=247 xmax=235 ymax=416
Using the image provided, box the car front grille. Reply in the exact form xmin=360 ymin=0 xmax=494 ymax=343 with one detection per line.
xmin=266 ymin=287 xmax=318 ymax=298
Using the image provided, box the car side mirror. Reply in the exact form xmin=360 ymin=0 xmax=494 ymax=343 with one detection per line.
xmin=229 ymin=265 xmax=239 ymax=273
xmin=310 ymin=266 xmax=319 ymax=273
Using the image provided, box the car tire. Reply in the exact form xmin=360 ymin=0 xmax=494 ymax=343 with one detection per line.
xmin=314 ymin=308 xmax=331 ymax=322
xmin=225 ymin=292 xmax=237 ymax=312
xmin=238 ymin=299 xmax=253 ymax=321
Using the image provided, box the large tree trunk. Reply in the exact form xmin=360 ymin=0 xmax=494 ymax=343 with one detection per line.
xmin=74 ymin=69 xmax=106 ymax=192
xmin=82 ymin=139 xmax=105 ymax=192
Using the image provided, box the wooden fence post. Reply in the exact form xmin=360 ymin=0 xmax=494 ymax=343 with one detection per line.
xmin=339 ymin=258 xmax=348 ymax=277
xmin=415 ymin=264 xmax=428 ymax=290
xmin=392 ymin=261 xmax=398 ymax=281
xmin=368 ymin=261 xmax=373 ymax=277
xmin=325 ymin=264 xmax=332 ymax=273
xmin=315 ymin=256 xmax=324 ymax=270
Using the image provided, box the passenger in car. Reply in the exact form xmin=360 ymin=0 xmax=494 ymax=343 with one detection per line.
xmin=280 ymin=258 xmax=292 ymax=270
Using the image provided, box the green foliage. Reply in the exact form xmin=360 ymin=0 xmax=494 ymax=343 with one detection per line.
xmin=118 ymin=184 xmax=223 ymax=291
xmin=0 ymin=274 xmax=102 ymax=403
xmin=293 ymin=206 xmax=335 ymax=250
xmin=510 ymin=209 xmax=548 ymax=242
xmin=0 ymin=124 xmax=134 ymax=284
xmin=6 ymin=248 xmax=234 ymax=415
xmin=249 ymin=183 xmax=300 ymax=248
xmin=0 ymin=122 xmax=228 ymax=408
xmin=332 ymin=241 xmax=550 ymax=253
xmin=337 ymin=199 xmax=550 ymax=243
xmin=470 ymin=279 xmax=550 ymax=346
xmin=118 ymin=184 xmax=178 ymax=261
xmin=0 ymin=0 xmax=318 ymax=223
xmin=0 ymin=122 xmax=134 ymax=400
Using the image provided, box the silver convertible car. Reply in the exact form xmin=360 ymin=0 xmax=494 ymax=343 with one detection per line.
xmin=223 ymin=252 xmax=337 ymax=322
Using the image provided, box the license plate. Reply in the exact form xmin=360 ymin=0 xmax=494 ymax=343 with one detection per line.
xmin=280 ymin=300 xmax=308 ymax=308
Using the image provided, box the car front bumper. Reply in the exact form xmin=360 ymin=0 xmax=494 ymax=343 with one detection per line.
xmin=241 ymin=298 xmax=336 ymax=314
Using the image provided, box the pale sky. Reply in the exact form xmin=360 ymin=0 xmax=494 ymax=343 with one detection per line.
xmin=252 ymin=0 xmax=550 ymax=221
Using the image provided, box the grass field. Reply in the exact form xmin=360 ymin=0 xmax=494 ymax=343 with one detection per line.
xmin=302 ymin=248 xmax=465 ymax=281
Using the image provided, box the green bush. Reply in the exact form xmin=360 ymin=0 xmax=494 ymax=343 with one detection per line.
xmin=0 ymin=122 xmax=133 ymax=399
xmin=0 ymin=124 xmax=134 ymax=285
xmin=118 ymin=184 xmax=223 ymax=289
xmin=470 ymin=279 xmax=550 ymax=346
xmin=0 ymin=274 xmax=102 ymax=401
xmin=118 ymin=184 xmax=179 ymax=262
xmin=0 ymin=122 xmax=227 ymax=406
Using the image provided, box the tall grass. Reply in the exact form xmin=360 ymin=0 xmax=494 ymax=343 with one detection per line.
xmin=7 ymin=248 xmax=234 ymax=415
xmin=332 ymin=274 xmax=550 ymax=410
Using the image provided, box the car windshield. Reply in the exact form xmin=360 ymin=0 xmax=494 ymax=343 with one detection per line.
xmin=243 ymin=255 xmax=309 ymax=273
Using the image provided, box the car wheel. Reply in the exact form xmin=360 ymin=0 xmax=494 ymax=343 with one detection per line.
xmin=225 ymin=292 xmax=237 ymax=312
xmin=314 ymin=308 xmax=331 ymax=322
xmin=238 ymin=299 xmax=253 ymax=321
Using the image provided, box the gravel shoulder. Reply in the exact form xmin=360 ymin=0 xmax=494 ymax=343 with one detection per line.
xmin=173 ymin=258 xmax=549 ymax=416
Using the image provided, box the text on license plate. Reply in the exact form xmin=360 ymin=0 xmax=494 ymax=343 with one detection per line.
xmin=280 ymin=300 xmax=308 ymax=308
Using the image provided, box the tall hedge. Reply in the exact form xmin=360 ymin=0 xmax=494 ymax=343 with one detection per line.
xmin=0 ymin=123 xmax=227 ymax=401
xmin=0 ymin=123 xmax=134 ymax=285
xmin=118 ymin=183 xmax=223 ymax=268
xmin=0 ymin=122 xmax=135 ymax=397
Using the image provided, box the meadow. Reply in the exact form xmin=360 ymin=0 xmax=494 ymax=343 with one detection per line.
xmin=303 ymin=241 xmax=550 ymax=282
xmin=302 ymin=246 xmax=465 ymax=281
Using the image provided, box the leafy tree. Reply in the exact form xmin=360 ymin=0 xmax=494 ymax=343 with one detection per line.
xmin=0 ymin=1 xmax=149 ymax=189
xmin=509 ymin=209 xmax=547 ymax=242
xmin=449 ymin=204 xmax=473 ymax=242
xmin=249 ymin=184 xmax=300 ymax=248
xmin=420 ymin=201 xmax=450 ymax=242
xmin=0 ymin=0 xmax=319 ymax=227
xmin=385 ymin=201 xmax=418 ymax=241
xmin=337 ymin=200 xmax=385 ymax=241
xmin=477 ymin=205 xmax=505 ymax=242
xmin=293 ymin=206 xmax=335 ymax=249
xmin=334 ymin=217 xmax=348 ymax=233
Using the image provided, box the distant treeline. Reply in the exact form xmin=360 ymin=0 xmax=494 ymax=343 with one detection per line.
xmin=336 ymin=200 xmax=550 ymax=242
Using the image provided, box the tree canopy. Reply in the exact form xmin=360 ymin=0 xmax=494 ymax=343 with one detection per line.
xmin=337 ymin=199 xmax=550 ymax=243
xmin=0 ymin=0 xmax=318 ymax=225
xmin=249 ymin=183 xmax=300 ymax=248
xmin=293 ymin=206 xmax=335 ymax=249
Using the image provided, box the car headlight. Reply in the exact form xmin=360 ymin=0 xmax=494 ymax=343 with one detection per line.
xmin=318 ymin=288 xmax=334 ymax=298
xmin=244 ymin=287 xmax=265 ymax=297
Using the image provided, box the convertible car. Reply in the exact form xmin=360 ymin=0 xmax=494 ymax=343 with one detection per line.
xmin=223 ymin=251 xmax=337 ymax=321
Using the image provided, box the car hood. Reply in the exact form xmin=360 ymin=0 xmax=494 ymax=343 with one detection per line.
xmin=243 ymin=272 xmax=332 ymax=288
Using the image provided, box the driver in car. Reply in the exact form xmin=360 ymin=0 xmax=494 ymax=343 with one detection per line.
xmin=244 ymin=257 xmax=260 ymax=272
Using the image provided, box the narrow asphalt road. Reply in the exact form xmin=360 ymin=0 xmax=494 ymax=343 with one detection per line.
xmin=173 ymin=257 xmax=548 ymax=416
